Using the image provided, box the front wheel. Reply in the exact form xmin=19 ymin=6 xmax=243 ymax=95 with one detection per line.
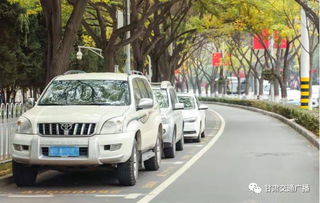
xmin=118 ymin=141 xmax=139 ymax=186
xmin=176 ymin=134 xmax=184 ymax=151
xmin=144 ymin=132 xmax=162 ymax=171
xmin=164 ymin=129 xmax=176 ymax=158
xmin=201 ymin=131 xmax=205 ymax=138
xmin=194 ymin=123 xmax=201 ymax=143
xmin=13 ymin=161 xmax=38 ymax=187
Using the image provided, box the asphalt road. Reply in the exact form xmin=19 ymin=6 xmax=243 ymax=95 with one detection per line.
xmin=0 ymin=104 xmax=318 ymax=203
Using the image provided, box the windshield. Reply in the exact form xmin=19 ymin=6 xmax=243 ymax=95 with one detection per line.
xmin=39 ymin=80 xmax=130 ymax=106
xmin=153 ymin=89 xmax=169 ymax=108
xmin=178 ymin=96 xmax=195 ymax=110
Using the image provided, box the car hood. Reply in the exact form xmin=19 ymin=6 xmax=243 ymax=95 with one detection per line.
xmin=181 ymin=109 xmax=198 ymax=119
xmin=22 ymin=105 xmax=130 ymax=123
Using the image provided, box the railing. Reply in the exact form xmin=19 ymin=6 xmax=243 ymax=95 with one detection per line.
xmin=0 ymin=103 xmax=28 ymax=162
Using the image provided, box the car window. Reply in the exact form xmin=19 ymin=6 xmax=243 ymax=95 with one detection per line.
xmin=178 ymin=96 xmax=195 ymax=109
xmin=195 ymin=97 xmax=200 ymax=108
xmin=142 ymin=79 xmax=154 ymax=99
xmin=169 ymin=89 xmax=177 ymax=107
xmin=132 ymin=79 xmax=142 ymax=105
xmin=153 ymin=89 xmax=169 ymax=108
xmin=39 ymin=80 xmax=130 ymax=106
xmin=137 ymin=79 xmax=151 ymax=99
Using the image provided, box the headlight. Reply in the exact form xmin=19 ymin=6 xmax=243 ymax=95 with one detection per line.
xmin=16 ymin=117 xmax=33 ymax=134
xmin=100 ymin=117 xmax=124 ymax=134
xmin=184 ymin=116 xmax=197 ymax=123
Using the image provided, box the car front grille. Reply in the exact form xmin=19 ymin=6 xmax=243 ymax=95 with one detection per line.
xmin=38 ymin=123 xmax=96 ymax=136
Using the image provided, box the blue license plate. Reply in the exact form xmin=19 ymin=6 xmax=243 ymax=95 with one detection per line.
xmin=48 ymin=146 xmax=80 ymax=157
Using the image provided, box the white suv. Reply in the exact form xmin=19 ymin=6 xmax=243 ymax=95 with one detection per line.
xmin=12 ymin=72 xmax=163 ymax=186
xmin=152 ymin=82 xmax=184 ymax=158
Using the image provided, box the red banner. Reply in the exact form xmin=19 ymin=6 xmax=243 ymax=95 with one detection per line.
xmin=253 ymin=29 xmax=270 ymax=49
xmin=274 ymin=31 xmax=287 ymax=49
xmin=212 ymin=53 xmax=222 ymax=67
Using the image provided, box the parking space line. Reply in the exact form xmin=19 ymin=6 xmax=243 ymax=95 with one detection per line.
xmin=137 ymin=109 xmax=225 ymax=203
xmin=8 ymin=195 xmax=54 ymax=198
xmin=124 ymin=193 xmax=143 ymax=199
xmin=95 ymin=194 xmax=126 ymax=198
xmin=157 ymin=167 xmax=176 ymax=177
xmin=142 ymin=181 xmax=159 ymax=189
xmin=184 ymin=144 xmax=204 ymax=148
xmin=95 ymin=193 xmax=143 ymax=199
xmin=161 ymin=161 xmax=184 ymax=165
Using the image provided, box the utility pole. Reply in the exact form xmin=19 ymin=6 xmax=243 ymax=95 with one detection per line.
xmin=269 ymin=37 xmax=275 ymax=102
xmin=125 ymin=0 xmax=131 ymax=74
xmin=300 ymin=8 xmax=310 ymax=110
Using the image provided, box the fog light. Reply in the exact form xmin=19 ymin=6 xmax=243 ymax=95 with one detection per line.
xmin=14 ymin=144 xmax=23 ymax=151
xmin=110 ymin=144 xmax=122 ymax=151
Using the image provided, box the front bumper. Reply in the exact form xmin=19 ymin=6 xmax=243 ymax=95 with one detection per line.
xmin=12 ymin=132 xmax=135 ymax=166
xmin=183 ymin=122 xmax=199 ymax=138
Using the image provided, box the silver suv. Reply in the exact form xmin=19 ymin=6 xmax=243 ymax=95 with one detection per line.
xmin=12 ymin=72 xmax=163 ymax=186
xmin=152 ymin=81 xmax=184 ymax=158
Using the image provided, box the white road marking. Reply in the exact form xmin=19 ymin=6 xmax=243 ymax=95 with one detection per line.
xmin=8 ymin=195 xmax=54 ymax=198
xmin=138 ymin=109 xmax=225 ymax=203
xmin=124 ymin=193 xmax=143 ymax=199
xmin=95 ymin=193 xmax=143 ymax=199
xmin=184 ymin=144 xmax=204 ymax=147
xmin=95 ymin=194 xmax=126 ymax=198
xmin=161 ymin=161 xmax=184 ymax=165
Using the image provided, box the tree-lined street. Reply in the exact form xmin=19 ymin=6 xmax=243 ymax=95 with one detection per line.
xmin=0 ymin=0 xmax=318 ymax=202
xmin=0 ymin=106 xmax=318 ymax=203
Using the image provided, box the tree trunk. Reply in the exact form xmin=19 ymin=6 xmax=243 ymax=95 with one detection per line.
xmin=218 ymin=67 xmax=224 ymax=95
xmin=103 ymin=49 xmax=115 ymax=72
xmin=245 ymin=75 xmax=250 ymax=96
xmin=254 ymin=78 xmax=258 ymax=96
xmin=210 ymin=81 xmax=215 ymax=96
xmin=258 ymin=78 xmax=264 ymax=98
xmin=274 ymin=79 xmax=280 ymax=100
xmin=237 ymin=76 xmax=241 ymax=95
xmin=41 ymin=0 xmax=89 ymax=83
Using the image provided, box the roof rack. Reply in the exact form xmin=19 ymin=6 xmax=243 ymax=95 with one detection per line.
xmin=130 ymin=70 xmax=144 ymax=76
xmin=63 ymin=70 xmax=86 ymax=75
xmin=151 ymin=81 xmax=172 ymax=89
xmin=160 ymin=81 xmax=172 ymax=89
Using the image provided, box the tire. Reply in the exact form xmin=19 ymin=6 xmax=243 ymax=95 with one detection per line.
xmin=13 ymin=161 xmax=38 ymax=187
xmin=201 ymin=131 xmax=205 ymax=138
xmin=194 ymin=123 xmax=201 ymax=143
xmin=144 ymin=131 xmax=162 ymax=171
xmin=118 ymin=141 xmax=139 ymax=186
xmin=176 ymin=134 xmax=184 ymax=151
xmin=164 ymin=129 xmax=176 ymax=158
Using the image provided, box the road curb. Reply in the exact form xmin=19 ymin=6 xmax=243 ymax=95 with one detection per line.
xmin=203 ymin=101 xmax=319 ymax=149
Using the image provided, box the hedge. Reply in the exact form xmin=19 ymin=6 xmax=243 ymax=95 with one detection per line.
xmin=199 ymin=97 xmax=319 ymax=136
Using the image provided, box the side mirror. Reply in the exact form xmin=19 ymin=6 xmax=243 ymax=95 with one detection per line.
xmin=137 ymin=98 xmax=153 ymax=110
xmin=174 ymin=103 xmax=184 ymax=110
xmin=199 ymin=104 xmax=208 ymax=110
xmin=26 ymin=98 xmax=35 ymax=109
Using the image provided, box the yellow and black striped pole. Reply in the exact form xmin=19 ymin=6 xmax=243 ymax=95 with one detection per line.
xmin=300 ymin=9 xmax=310 ymax=110
xmin=300 ymin=77 xmax=309 ymax=109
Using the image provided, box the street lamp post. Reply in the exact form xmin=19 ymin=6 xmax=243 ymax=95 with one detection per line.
xmin=76 ymin=46 xmax=104 ymax=60
xmin=125 ymin=0 xmax=131 ymax=74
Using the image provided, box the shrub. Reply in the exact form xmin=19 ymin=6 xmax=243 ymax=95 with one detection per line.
xmin=199 ymin=97 xmax=319 ymax=136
